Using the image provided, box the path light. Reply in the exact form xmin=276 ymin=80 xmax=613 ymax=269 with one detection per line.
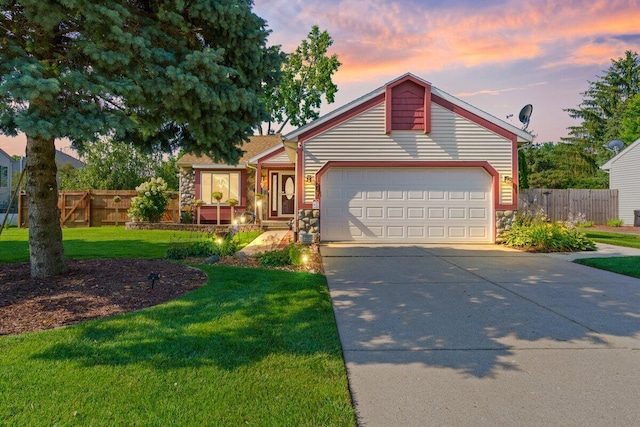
xmin=148 ymin=273 xmax=159 ymax=289
xmin=302 ymin=254 xmax=309 ymax=264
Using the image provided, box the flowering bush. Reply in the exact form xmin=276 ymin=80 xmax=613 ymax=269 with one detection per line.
xmin=503 ymin=210 xmax=595 ymax=252
xmin=128 ymin=177 xmax=169 ymax=222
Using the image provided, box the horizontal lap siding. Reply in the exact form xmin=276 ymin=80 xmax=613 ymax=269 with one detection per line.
xmin=303 ymin=102 xmax=513 ymax=204
xmin=610 ymin=145 xmax=640 ymax=225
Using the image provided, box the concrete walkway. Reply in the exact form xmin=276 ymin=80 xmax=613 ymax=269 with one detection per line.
xmin=236 ymin=230 xmax=293 ymax=257
xmin=322 ymin=243 xmax=640 ymax=426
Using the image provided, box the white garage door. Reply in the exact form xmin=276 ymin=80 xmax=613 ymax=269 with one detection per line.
xmin=321 ymin=168 xmax=493 ymax=243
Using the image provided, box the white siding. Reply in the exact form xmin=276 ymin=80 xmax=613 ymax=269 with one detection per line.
xmin=263 ymin=150 xmax=290 ymax=164
xmin=303 ymin=102 xmax=513 ymax=204
xmin=609 ymin=143 xmax=640 ymax=225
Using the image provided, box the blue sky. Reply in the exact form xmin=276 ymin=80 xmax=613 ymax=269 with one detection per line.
xmin=1 ymin=0 xmax=639 ymax=156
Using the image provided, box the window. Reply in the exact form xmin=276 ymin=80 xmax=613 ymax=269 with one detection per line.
xmin=0 ymin=166 xmax=8 ymax=188
xmin=201 ymin=171 xmax=241 ymax=204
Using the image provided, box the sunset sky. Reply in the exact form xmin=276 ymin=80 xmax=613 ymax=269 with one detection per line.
xmin=1 ymin=0 xmax=639 ymax=156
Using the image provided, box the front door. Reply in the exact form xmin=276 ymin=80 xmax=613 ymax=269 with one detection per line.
xmin=270 ymin=171 xmax=295 ymax=218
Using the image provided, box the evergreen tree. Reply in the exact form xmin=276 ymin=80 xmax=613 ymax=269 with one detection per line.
xmin=563 ymin=51 xmax=640 ymax=165
xmin=0 ymin=0 xmax=282 ymax=278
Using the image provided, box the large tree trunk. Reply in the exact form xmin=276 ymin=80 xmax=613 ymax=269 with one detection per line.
xmin=26 ymin=135 xmax=66 ymax=278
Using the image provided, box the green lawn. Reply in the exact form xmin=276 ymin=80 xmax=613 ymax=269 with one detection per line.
xmin=0 ymin=227 xmax=205 ymax=263
xmin=576 ymin=230 xmax=640 ymax=278
xmin=581 ymin=230 xmax=640 ymax=249
xmin=0 ymin=228 xmax=356 ymax=426
xmin=575 ymin=257 xmax=640 ymax=279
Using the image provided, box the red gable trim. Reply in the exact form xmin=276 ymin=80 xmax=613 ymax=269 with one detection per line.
xmin=314 ymin=160 xmax=516 ymax=211
xmin=298 ymin=94 xmax=385 ymax=143
xmin=385 ymin=75 xmax=432 ymax=134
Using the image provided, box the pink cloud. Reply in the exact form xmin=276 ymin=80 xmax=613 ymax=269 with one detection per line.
xmin=255 ymin=0 xmax=640 ymax=83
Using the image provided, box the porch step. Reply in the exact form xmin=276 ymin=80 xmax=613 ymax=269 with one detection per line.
xmin=261 ymin=220 xmax=291 ymax=230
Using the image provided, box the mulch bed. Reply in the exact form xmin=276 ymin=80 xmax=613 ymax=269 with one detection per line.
xmin=0 ymin=259 xmax=208 ymax=336
xmin=0 ymin=253 xmax=324 ymax=337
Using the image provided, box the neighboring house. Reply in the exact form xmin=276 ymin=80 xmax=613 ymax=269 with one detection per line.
xmin=601 ymin=137 xmax=640 ymax=226
xmin=177 ymin=134 xmax=288 ymax=223
xmin=179 ymin=73 xmax=533 ymax=242
xmin=55 ymin=149 xmax=85 ymax=170
xmin=0 ymin=148 xmax=21 ymax=212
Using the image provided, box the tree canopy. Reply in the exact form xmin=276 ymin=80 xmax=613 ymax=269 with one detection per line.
xmin=261 ymin=25 xmax=341 ymax=135
xmin=563 ymin=50 xmax=640 ymax=164
xmin=521 ymin=51 xmax=640 ymax=189
xmin=60 ymin=140 xmax=179 ymax=191
xmin=0 ymin=0 xmax=282 ymax=277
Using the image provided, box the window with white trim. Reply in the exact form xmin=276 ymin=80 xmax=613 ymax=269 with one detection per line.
xmin=201 ymin=171 xmax=241 ymax=204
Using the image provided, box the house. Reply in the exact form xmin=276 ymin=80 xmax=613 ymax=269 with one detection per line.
xmin=601 ymin=136 xmax=640 ymax=226
xmin=177 ymin=134 xmax=288 ymax=224
xmin=0 ymin=148 xmax=21 ymax=212
xmin=179 ymin=73 xmax=533 ymax=242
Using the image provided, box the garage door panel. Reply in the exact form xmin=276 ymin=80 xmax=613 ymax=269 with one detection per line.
xmin=469 ymin=227 xmax=488 ymax=238
xmin=407 ymin=208 xmax=425 ymax=219
xmin=428 ymin=208 xmax=445 ymax=219
xmin=366 ymin=207 xmax=384 ymax=218
xmin=448 ymin=227 xmax=466 ymax=238
xmin=428 ymin=227 xmax=445 ymax=238
xmin=448 ymin=208 xmax=466 ymax=219
xmin=387 ymin=226 xmax=405 ymax=237
xmin=321 ymin=168 xmax=493 ymax=243
xmin=428 ymin=191 xmax=446 ymax=200
xmin=449 ymin=191 xmax=465 ymax=200
xmin=367 ymin=191 xmax=384 ymax=200
xmin=407 ymin=226 xmax=425 ymax=237
xmin=387 ymin=207 xmax=404 ymax=219
xmin=470 ymin=191 xmax=488 ymax=200
xmin=469 ymin=208 xmax=488 ymax=219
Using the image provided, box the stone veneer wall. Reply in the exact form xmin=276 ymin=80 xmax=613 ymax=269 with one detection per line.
xmin=179 ymin=167 xmax=195 ymax=210
xmin=126 ymin=222 xmax=261 ymax=233
xmin=298 ymin=209 xmax=320 ymax=236
xmin=495 ymin=210 xmax=515 ymax=243
xmin=246 ymin=168 xmax=256 ymax=212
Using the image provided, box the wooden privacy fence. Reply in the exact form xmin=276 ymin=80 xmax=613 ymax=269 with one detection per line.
xmin=18 ymin=190 xmax=179 ymax=228
xmin=518 ymin=189 xmax=618 ymax=224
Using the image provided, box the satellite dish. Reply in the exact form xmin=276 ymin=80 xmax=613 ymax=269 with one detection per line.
xmin=606 ymin=139 xmax=625 ymax=153
xmin=518 ymin=104 xmax=533 ymax=130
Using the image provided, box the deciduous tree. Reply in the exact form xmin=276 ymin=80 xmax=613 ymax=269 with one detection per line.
xmin=261 ymin=25 xmax=341 ymax=134
xmin=0 ymin=0 xmax=281 ymax=278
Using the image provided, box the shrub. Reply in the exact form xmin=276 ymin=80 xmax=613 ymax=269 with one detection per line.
xmin=503 ymin=211 xmax=595 ymax=252
xmin=579 ymin=220 xmax=594 ymax=227
xmin=257 ymin=243 xmax=310 ymax=267
xmin=166 ymin=233 xmax=238 ymax=260
xmin=257 ymin=247 xmax=290 ymax=267
xmin=129 ymin=177 xmax=169 ymax=222
xmin=607 ymin=218 xmax=624 ymax=227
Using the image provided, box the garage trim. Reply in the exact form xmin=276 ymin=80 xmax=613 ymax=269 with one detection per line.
xmin=316 ymin=160 xmax=512 ymax=211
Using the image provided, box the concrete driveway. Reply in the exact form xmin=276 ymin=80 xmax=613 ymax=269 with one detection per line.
xmin=321 ymin=244 xmax=640 ymax=426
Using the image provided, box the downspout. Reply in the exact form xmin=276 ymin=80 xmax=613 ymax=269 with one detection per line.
xmin=246 ymin=163 xmax=258 ymax=225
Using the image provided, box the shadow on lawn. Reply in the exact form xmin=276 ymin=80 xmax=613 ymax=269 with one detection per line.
xmin=33 ymin=266 xmax=341 ymax=370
